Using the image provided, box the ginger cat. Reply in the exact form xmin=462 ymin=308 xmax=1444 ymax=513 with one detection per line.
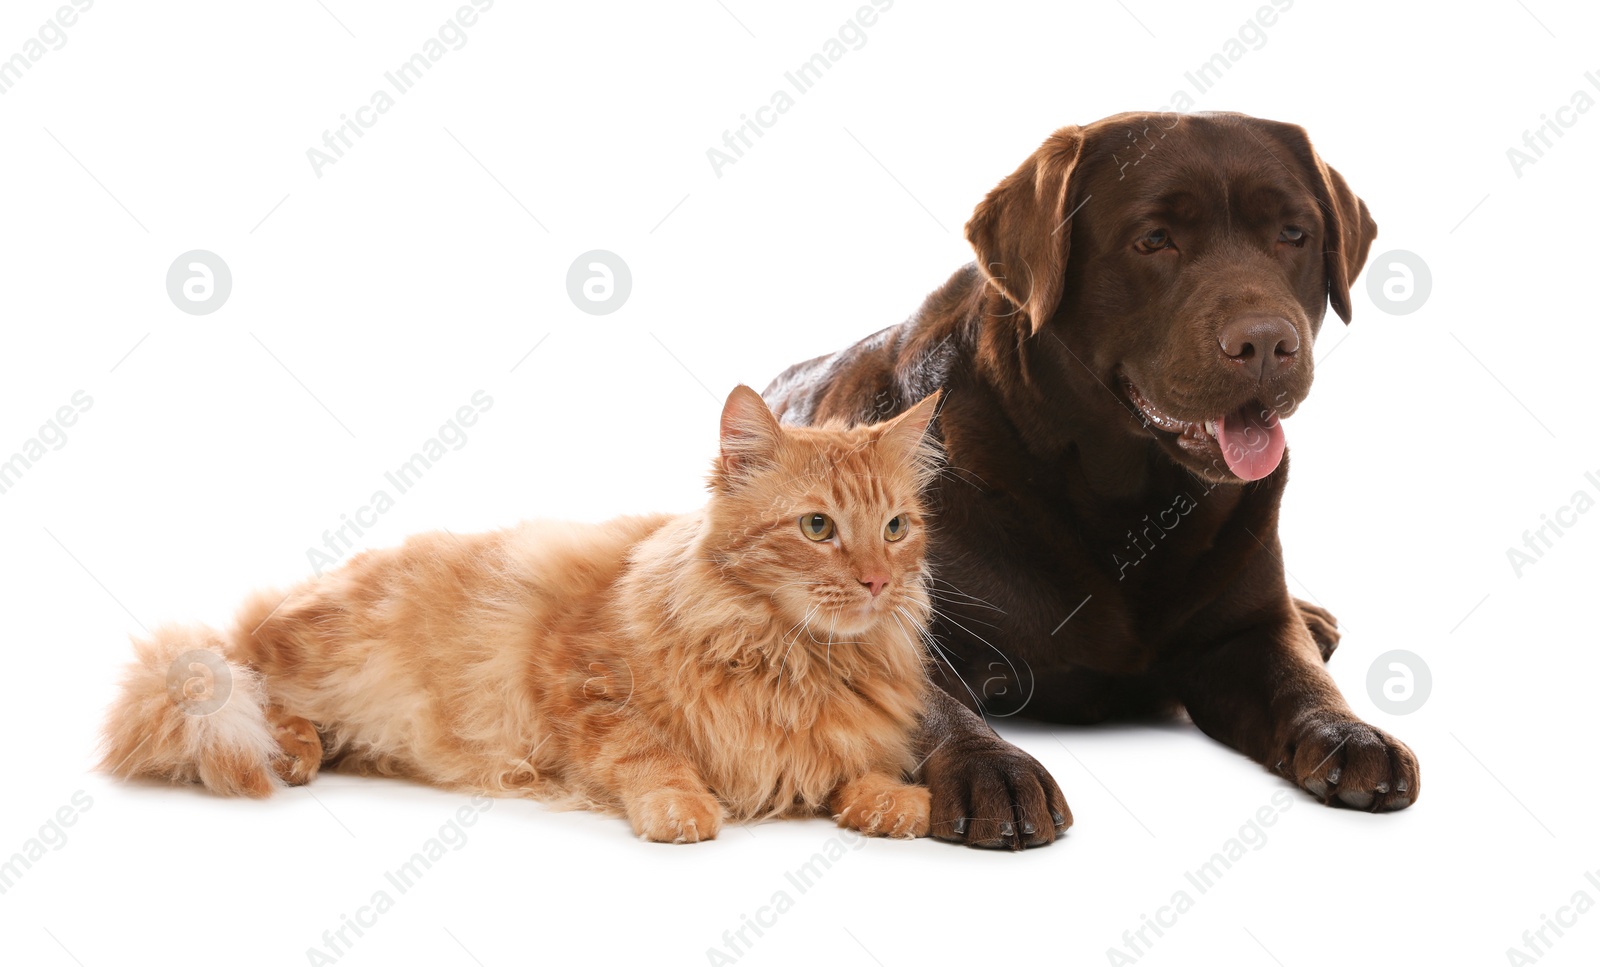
xmin=100 ymin=386 xmax=942 ymax=843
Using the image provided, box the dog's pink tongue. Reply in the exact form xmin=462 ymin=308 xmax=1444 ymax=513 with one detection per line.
xmin=1217 ymin=403 xmax=1286 ymax=481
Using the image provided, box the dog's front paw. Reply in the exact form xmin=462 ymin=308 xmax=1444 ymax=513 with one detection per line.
xmin=923 ymin=740 xmax=1070 ymax=850
xmin=1278 ymin=716 xmax=1419 ymax=811
xmin=628 ymin=788 xmax=724 ymax=844
xmin=831 ymin=775 xmax=930 ymax=839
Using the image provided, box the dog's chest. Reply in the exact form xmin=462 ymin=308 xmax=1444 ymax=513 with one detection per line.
xmin=932 ymin=469 xmax=1255 ymax=680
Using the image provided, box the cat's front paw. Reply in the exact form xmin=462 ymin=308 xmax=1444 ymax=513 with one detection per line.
xmin=628 ymin=788 xmax=724 ymax=844
xmin=269 ymin=713 xmax=323 ymax=786
xmin=830 ymin=774 xmax=930 ymax=839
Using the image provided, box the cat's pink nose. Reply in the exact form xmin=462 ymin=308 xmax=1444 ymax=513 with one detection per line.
xmin=859 ymin=573 xmax=890 ymax=598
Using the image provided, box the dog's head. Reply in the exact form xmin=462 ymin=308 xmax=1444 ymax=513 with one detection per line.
xmin=965 ymin=112 xmax=1377 ymax=484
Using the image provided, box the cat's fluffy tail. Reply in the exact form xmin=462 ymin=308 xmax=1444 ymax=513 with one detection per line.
xmin=98 ymin=623 xmax=281 ymax=797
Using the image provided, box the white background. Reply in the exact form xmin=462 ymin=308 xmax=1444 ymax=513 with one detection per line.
xmin=2 ymin=1 xmax=1597 ymax=964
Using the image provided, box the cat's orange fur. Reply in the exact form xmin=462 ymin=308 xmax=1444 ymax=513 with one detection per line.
xmin=100 ymin=386 xmax=942 ymax=843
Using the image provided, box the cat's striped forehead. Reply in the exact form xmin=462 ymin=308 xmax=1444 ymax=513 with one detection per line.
xmin=774 ymin=423 xmax=935 ymax=502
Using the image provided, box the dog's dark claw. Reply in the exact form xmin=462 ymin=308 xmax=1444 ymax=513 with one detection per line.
xmin=921 ymin=703 xmax=1070 ymax=848
xmin=1283 ymin=717 xmax=1420 ymax=812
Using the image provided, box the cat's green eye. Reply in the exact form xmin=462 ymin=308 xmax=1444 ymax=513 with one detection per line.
xmin=884 ymin=514 xmax=910 ymax=542
xmin=800 ymin=513 xmax=835 ymax=541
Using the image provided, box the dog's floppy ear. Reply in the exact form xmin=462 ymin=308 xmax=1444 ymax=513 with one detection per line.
xmin=964 ymin=127 xmax=1086 ymax=335
xmin=1257 ymin=120 xmax=1378 ymax=324
xmin=1317 ymin=161 xmax=1378 ymax=324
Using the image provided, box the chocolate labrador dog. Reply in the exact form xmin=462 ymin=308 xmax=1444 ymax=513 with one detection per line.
xmin=765 ymin=112 xmax=1418 ymax=849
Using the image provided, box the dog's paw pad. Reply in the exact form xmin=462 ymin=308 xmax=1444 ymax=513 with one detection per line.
xmin=1286 ymin=718 xmax=1419 ymax=812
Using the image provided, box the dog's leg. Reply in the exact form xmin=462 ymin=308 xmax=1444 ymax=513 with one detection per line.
xmin=914 ymin=688 xmax=1072 ymax=850
xmin=1293 ymin=596 xmax=1341 ymax=662
xmin=1180 ymin=608 xmax=1419 ymax=811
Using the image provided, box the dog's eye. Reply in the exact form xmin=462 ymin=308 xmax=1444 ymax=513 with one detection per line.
xmin=1278 ymin=226 xmax=1306 ymax=245
xmin=884 ymin=514 xmax=910 ymax=542
xmin=800 ymin=513 xmax=835 ymax=541
xmin=1135 ymin=229 xmax=1172 ymax=254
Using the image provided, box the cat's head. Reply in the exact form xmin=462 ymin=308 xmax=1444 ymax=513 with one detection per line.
xmin=706 ymin=385 xmax=941 ymax=639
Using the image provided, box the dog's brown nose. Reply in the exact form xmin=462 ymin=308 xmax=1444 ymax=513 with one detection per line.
xmin=1219 ymin=315 xmax=1299 ymax=380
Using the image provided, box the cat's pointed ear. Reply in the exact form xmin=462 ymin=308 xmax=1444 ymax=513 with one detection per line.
xmin=876 ymin=390 xmax=942 ymax=463
xmin=718 ymin=384 xmax=782 ymax=477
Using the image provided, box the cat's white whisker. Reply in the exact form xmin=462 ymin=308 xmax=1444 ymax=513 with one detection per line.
xmin=891 ymin=607 xmax=985 ymax=713
xmin=925 ymin=593 xmax=1002 ymax=630
xmin=777 ymin=603 xmax=820 ymax=690
xmin=925 ymin=580 xmax=1006 ymax=613
xmin=926 ymin=603 xmax=1034 ymax=712
xmin=929 ymin=605 xmax=1013 ymax=667
xmin=781 ymin=603 xmax=819 ymax=644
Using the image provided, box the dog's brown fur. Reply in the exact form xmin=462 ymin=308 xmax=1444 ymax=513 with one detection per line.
xmin=100 ymin=388 xmax=943 ymax=843
xmin=766 ymin=112 xmax=1418 ymax=849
